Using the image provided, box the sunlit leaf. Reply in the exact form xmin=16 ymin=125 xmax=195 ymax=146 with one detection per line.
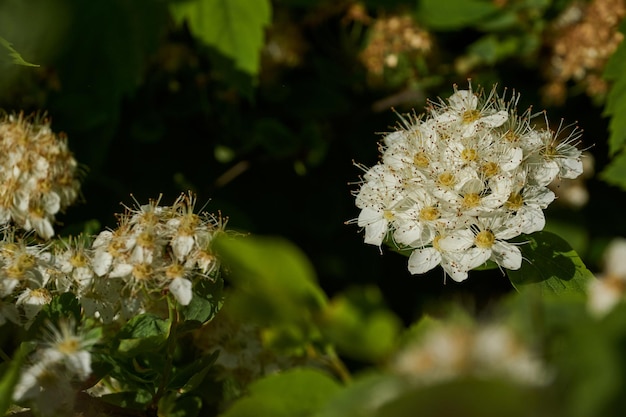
xmin=320 ymin=286 xmax=402 ymax=362
xmin=213 ymin=234 xmax=327 ymax=327
xmin=417 ymin=0 xmax=499 ymax=30
xmin=506 ymin=231 xmax=594 ymax=296
xmin=0 ymin=36 xmax=38 ymax=66
xmin=222 ymin=368 xmax=341 ymax=417
xmin=170 ymin=0 xmax=271 ymax=76
xmin=0 ymin=344 xmax=27 ymax=415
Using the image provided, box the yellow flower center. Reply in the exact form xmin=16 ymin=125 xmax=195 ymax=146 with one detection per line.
xmin=462 ymin=193 xmax=481 ymax=208
xmin=461 ymin=148 xmax=477 ymax=162
xmin=438 ymin=171 xmax=456 ymax=187
xmin=58 ymin=337 xmax=80 ymax=355
xmin=132 ymin=263 xmax=153 ymax=280
xmin=413 ymin=151 xmax=429 ymax=167
xmin=480 ymin=162 xmax=500 ymax=178
xmin=419 ymin=206 xmax=440 ymax=221
xmin=383 ymin=210 xmax=395 ymax=221
xmin=462 ymin=109 xmax=481 ymax=123
xmin=475 ymin=230 xmax=495 ymax=248
xmin=503 ymin=130 xmax=519 ymax=143
xmin=506 ymin=193 xmax=524 ymax=210
xmin=166 ymin=263 xmax=185 ymax=280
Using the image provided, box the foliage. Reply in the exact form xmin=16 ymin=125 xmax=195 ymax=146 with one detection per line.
xmin=0 ymin=0 xmax=626 ymax=416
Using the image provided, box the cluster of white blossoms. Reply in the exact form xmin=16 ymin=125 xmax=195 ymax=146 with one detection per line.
xmin=86 ymin=192 xmax=225 ymax=317
xmin=389 ymin=320 xmax=550 ymax=387
xmin=354 ymin=83 xmax=584 ymax=281
xmin=0 ymin=192 xmax=226 ymax=326
xmin=0 ymin=113 xmax=81 ymax=240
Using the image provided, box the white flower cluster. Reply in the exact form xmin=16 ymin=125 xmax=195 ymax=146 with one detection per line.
xmin=390 ymin=320 xmax=550 ymax=387
xmin=88 ymin=192 xmax=225 ymax=316
xmin=0 ymin=192 xmax=225 ymax=326
xmin=354 ymin=84 xmax=584 ymax=281
xmin=0 ymin=113 xmax=81 ymax=240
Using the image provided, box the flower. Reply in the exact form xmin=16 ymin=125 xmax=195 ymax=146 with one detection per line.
xmin=588 ymin=238 xmax=626 ymax=317
xmin=12 ymin=318 xmax=98 ymax=416
xmin=390 ymin=319 xmax=550 ymax=387
xmin=86 ymin=192 xmax=226 ymax=317
xmin=0 ymin=112 xmax=82 ymax=239
xmin=351 ymin=82 xmax=585 ymax=281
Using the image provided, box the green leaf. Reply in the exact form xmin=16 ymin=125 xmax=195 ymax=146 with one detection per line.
xmin=213 ymin=234 xmax=327 ymax=327
xmin=506 ymin=231 xmax=594 ymax=296
xmin=158 ymin=392 xmax=202 ymax=417
xmin=320 ymin=286 xmax=402 ymax=362
xmin=0 ymin=36 xmax=38 ymax=66
xmin=179 ymin=278 xmax=223 ymax=328
xmin=603 ymin=18 xmax=626 ymax=157
xmin=167 ymin=352 xmax=219 ymax=393
xmin=26 ymin=292 xmax=81 ymax=339
xmin=222 ymin=368 xmax=341 ymax=417
xmin=0 ymin=344 xmax=27 ymax=415
xmin=170 ymin=0 xmax=272 ymax=76
xmin=417 ymin=0 xmax=499 ymax=30
xmin=374 ymin=377 xmax=541 ymax=417
xmin=316 ymin=372 xmax=404 ymax=417
xmin=115 ymin=314 xmax=169 ymax=357
xmin=600 ymin=150 xmax=626 ymax=190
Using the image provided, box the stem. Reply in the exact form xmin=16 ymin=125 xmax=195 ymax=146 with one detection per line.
xmin=151 ymin=296 xmax=179 ymax=409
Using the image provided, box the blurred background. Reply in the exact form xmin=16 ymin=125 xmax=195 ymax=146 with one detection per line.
xmin=1 ymin=0 xmax=624 ymax=324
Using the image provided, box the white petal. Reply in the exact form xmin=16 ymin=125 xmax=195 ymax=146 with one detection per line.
xmin=438 ymin=229 xmax=474 ymax=252
xmin=408 ymin=248 xmax=441 ymax=275
xmin=492 ymin=241 xmax=522 ymax=270
xmin=91 ymin=250 xmax=113 ymax=277
xmin=170 ymin=277 xmax=193 ymax=306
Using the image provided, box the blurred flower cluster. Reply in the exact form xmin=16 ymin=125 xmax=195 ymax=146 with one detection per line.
xmin=390 ymin=319 xmax=549 ymax=387
xmin=542 ymin=0 xmax=626 ymax=104
xmin=353 ymin=84 xmax=585 ymax=281
xmin=0 ymin=112 xmax=81 ymax=239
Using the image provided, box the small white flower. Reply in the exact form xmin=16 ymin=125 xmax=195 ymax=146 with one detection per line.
xmin=170 ymin=277 xmax=193 ymax=305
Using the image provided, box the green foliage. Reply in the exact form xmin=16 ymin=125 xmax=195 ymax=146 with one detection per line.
xmin=221 ymin=368 xmax=341 ymax=417
xmin=601 ymin=18 xmax=626 ymax=189
xmin=0 ymin=37 xmax=38 ymax=67
xmin=170 ymin=0 xmax=272 ymax=77
xmin=214 ymin=234 xmax=327 ymax=327
xmin=320 ymin=286 xmax=402 ymax=363
xmin=0 ymin=344 xmax=26 ymax=415
xmin=506 ymin=231 xmax=594 ymax=296
xmin=416 ymin=0 xmax=499 ymax=30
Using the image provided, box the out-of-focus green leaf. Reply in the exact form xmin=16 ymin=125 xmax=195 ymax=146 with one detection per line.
xmin=506 ymin=231 xmax=594 ymax=296
xmin=213 ymin=234 xmax=327 ymax=327
xmin=317 ymin=372 xmax=404 ymax=417
xmin=600 ymin=147 xmax=626 ymax=190
xmin=374 ymin=378 xmax=542 ymax=417
xmin=320 ymin=286 xmax=402 ymax=362
xmin=417 ymin=0 xmax=499 ymax=30
xmin=0 ymin=344 xmax=27 ymax=415
xmin=221 ymin=368 xmax=341 ymax=417
xmin=0 ymin=36 xmax=38 ymax=66
xmin=602 ymin=18 xmax=626 ymax=159
xmin=170 ymin=0 xmax=271 ymax=76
